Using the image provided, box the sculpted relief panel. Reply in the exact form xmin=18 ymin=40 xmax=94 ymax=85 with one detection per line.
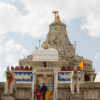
xmin=14 ymin=72 xmax=33 ymax=81
xmin=37 ymin=75 xmax=53 ymax=87
xmin=84 ymin=90 xmax=99 ymax=99
xmin=15 ymin=91 xmax=31 ymax=99
xmin=45 ymin=25 xmax=75 ymax=56
xmin=58 ymin=89 xmax=70 ymax=100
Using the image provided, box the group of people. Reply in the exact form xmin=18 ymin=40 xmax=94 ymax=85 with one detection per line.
xmin=35 ymin=83 xmax=51 ymax=100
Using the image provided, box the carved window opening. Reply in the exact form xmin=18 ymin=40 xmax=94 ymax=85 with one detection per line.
xmin=84 ymin=75 xmax=90 ymax=81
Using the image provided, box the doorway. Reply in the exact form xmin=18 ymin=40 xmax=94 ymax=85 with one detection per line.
xmin=34 ymin=74 xmax=54 ymax=100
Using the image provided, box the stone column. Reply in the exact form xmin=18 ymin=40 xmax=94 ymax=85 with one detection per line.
xmin=70 ymin=71 xmax=73 ymax=94
xmin=53 ymin=73 xmax=56 ymax=100
xmin=32 ymin=68 xmax=36 ymax=100
xmin=54 ymin=67 xmax=58 ymax=100
xmin=5 ymin=80 xmax=8 ymax=94
xmin=81 ymin=70 xmax=85 ymax=82
xmin=9 ymin=80 xmax=13 ymax=94
xmin=54 ymin=72 xmax=58 ymax=100
xmin=90 ymin=75 xmax=94 ymax=82
xmin=76 ymin=77 xmax=79 ymax=94
xmin=55 ymin=71 xmax=58 ymax=100
xmin=71 ymin=79 xmax=74 ymax=94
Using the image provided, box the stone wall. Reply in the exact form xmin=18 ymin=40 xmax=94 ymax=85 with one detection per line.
xmin=0 ymin=82 xmax=5 ymax=100
xmin=14 ymin=83 xmax=32 ymax=100
xmin=0 ymin=82 xmax=32 ymax=100
xmin=1 ymin=82 xmax=100 ymax=100
xmin=57 ymin=82 xmax=100 ymax=100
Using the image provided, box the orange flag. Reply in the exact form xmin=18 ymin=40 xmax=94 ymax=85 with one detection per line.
xmin=8 ymin=74 xmax=13 ymax=85
xmin=78 ymin=60 xmax=83 ymax=70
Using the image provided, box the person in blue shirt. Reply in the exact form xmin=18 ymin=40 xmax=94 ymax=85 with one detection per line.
xmin=41 ymin=83 xmax=47 ymax=100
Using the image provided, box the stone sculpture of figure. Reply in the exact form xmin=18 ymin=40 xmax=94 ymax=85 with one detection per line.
xmin=4 ymin=66 xmax=17 ymax=94
xmin=70 ymin=66 xmax=80 ymax=94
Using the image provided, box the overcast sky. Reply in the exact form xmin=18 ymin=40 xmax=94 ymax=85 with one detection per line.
xmin=0 ymin=0 xmax=100 ymax=82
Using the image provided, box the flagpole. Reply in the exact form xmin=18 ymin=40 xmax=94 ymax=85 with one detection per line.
xmin=39 ymin=40 xmax=41 ymax=48
xmin=74 ymin=41 xmax=76 ymax=54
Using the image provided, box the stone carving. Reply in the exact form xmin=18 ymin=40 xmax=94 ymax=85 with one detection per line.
xmin=44 ymin=21 xmax=75 ymax=56
xmin=81 ymin=70 xmax=86 ymax=82
xmin=4 ymin=66 xmax=17 ymax=94
xmin=13 ymin=72 xmax=33 ymax=81
xmin=58 ymin=72 xmax=72 ymax=81
xmin=14 ymin=91 xmax=32 ymax=99
xmin=37 ymin=75 xmax=53 ymax=86
xmin=90 ymin=74 xmax=95 ymax=82
xmin=70 ymin=66 xmax=80 ymax=94
xmin=84 ymin=90 xmax=99 ymax=99
xmin=58 ymin=83 xmax=70 ymax=88
xmin=57 ymin=89 xmax=70 ymax=100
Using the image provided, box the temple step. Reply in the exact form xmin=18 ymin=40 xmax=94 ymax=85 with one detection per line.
xmin=70 ymin=94 xmax=82 ymax=100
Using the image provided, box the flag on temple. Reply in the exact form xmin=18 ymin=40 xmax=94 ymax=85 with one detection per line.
xmin=78 ymin=60 xmax=83 ymax=70
xmin=8 ymin=73 xmax=13 ymax=85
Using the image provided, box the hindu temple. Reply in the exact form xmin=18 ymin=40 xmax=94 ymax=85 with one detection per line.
xmin=0 ymin=11 xmax=100 ymax=100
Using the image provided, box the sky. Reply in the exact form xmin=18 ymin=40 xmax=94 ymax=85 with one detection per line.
xmin=0 ymin=0 xmax=100 ymax=82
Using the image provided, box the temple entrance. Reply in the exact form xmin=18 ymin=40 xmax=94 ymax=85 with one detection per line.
xmin=34 ymin=74 xmax=54 ymax=100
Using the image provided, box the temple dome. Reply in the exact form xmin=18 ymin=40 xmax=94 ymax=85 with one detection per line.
xmin=49 ymin=20 xmax=66 ymax=29
xmin=33 ymin=44 xmax=58 ymax=61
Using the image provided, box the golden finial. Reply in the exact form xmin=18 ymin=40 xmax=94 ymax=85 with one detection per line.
xmin=55 ymin=15 xmax=60 ymax=21
xmin=52 ymin=11 xmax=60 ymax=21
xmin=52 ymin=11 xmax=58 ymax=18
xmin=44 ymin=45 xmax=48 ymax=49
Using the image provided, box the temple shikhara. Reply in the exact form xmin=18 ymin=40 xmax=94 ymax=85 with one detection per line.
xmin=0 ymin=11 xmax=100 ymax=100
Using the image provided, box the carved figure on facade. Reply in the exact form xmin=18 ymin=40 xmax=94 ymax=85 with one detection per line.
xmin=70 ymin=66 xmax=80 ymax=94
xmin=4 ymin=66 xmax=17 ymax=95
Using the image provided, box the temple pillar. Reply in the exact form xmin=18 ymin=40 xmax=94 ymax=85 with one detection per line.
xmin=54 ymin=72 xmax=58 ymax=100
xmin=56 ymin=71 xmax=58 ymax=100
xmin=76 ymin=78 xmax=79 ymax=94
xmin=32 ymin=68 xmax=36 ymax=100
xmin=71 ymin=79 xmax=74 ymax=94
xmin=54 ymin=67 xmax=58 ymax=100
xmin=81 ymin=70 xmax=85 ymax=82
xmin=90 ymin=75 xmax=94 ymax=82
xmin=5 ymin=80 xmax=8 ymax=94
xmin=9 ymin=80 xmax=13 ymax=94
xmin=53 ymin=73 xmax=56 ymax=100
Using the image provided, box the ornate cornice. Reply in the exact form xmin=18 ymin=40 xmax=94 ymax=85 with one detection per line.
xmin=11 ymin=66 xmax=33 ymax=71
